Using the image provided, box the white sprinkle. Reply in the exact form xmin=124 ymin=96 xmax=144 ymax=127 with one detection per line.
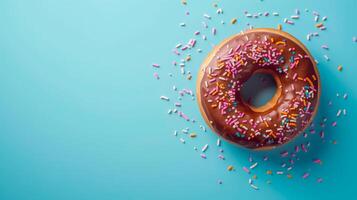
xmin=160 ymin=96 xmax=170 ymax=101
xmin=272 ymin=12 xmax=279 ymax=16
xmin=343 ymin=109 xmax=347 ymax=116
xmin=202 ymin=144 xmax=209 ymax=152
xmin=336 ymin=109 xmax=342 ymax=117
xmin=202 ymin=22 xmax=208 ymax=28
xmin=250 ymin=162 xmax=258 ymax=169
xmin=291 ymin=15 xmax=299 ymax=19
xmin=204 ymin=14 xmax=211 ymax=19
xmin=179 ymin=23 xmax=186 ymax=27
xmin=174 ymin=130 xmax=177 ymax=136
xmin=343 ymin=93 xmax=348 ymax=99
xmin=168 ymin=109 xmax=172 ymax=114
xmin=295 ymin=9 xmax=300 ymax=15
xmin=248 ymin=179 xmax=252 ymax=184
xmin=180 ymin=138 xmax=185 ymax=144
xmin=217 ymin=139 xmax=221 ymax=146
xmin=250 ymin=184 xmax=259 ymax=190
xmin=322 ymin=16 xmax=328 ymax=21
xmin=314 ymin=15 xmax=319 ymax=22
xmin=324 ymin=55 xmax=330 ymax=61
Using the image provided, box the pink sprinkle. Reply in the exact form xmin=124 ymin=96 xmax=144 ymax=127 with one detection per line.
xmin=194 ymin=31 xmax=200 ymax=35
xmin=313 ymin=159 xmax=322 ymax=164
xmin=280 ymin=151 xmax=289 ymax=157
xmin=178 ymin=111 xmax=190 ymax=121
xmin=301 ymin=144 xmax=307 ymax=152
xmin=152 ymin=63 xmax=160 ymax=68
xmin=321 ymin=45 xmax=329 ymax=50
xmin=331 ymin=121 xmax=337 ymax=127
xmin=317 ymin=178 xmax=323 ymax=183
xmin=153 ymin=72 xmax=159 ymax=80
xmin=302 ymin=172 xmax=310 ymax=179
xmin=243 ymin=166 xmax=250 ymax=174
xmin=201 ymin=154 xmax=207 ymax=159
xmin=218 ymin=155 xmax=225 ymax=160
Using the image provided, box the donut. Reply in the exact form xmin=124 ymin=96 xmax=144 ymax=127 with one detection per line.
xmin=196 ymin=28 xmax=320 ymax=150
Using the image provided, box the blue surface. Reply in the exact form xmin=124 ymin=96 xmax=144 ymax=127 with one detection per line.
xmin=0 ymin=0 xmax=356 ymax=199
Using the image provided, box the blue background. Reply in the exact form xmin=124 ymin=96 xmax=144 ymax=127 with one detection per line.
xmin=0 ymin=0 xmax=356 ymax=199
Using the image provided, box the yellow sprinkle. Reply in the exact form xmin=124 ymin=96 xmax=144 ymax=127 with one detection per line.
xmin=266 ymin=170 xmax=273 ymax=175
xmin=189 ymin=133 xmax=197 ymax=138
xmin=227 ymin=165 xmax=234 ymax=171
xmin=337 ymin=65 xmax=343 ymax=71
xmin=231 ymin=18 xmax=237 ymax=24
xmin=187 ymin=74 xmax=192 ymax=80
xmin=277 ymin=24 xmax=282 ymax=30
xmin=287 ymin=174 xmax=293 ymax=179
xmin=252 ymin=175 xmax=257 ymax=179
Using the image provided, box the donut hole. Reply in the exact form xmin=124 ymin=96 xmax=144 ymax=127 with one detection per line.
xmin=240 ymin=71 xmax=280 ymax=112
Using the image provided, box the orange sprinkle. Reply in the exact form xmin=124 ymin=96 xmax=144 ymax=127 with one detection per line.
xmin=337 ymin=65 xmax=343 ymax=71
xmin=306 ymin=77 xmax=314 ymax=88
xmin=231 ymin=18 xmax=237 ymax=24
xmin=315 ymin=23 xmax=323 ymax=28
xmin=276 ymin=41 xmax=286 ymax=46
xmin=312 ymin=74 xmax=317 ymax=81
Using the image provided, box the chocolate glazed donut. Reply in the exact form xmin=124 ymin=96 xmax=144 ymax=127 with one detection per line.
xmin=196 ymin=28 xmax=320 ymax=150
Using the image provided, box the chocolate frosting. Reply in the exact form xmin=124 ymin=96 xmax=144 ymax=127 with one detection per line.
xmin=197 ymin=28 xmax=320 ymax=150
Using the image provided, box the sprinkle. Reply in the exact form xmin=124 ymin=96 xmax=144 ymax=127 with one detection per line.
xmin=317 ymin=178 xmax=323 ymax=183
xmin=227 ymin=165 xmax=234 ymax=171
xmin=331 ymin=121 xmax=337 ymax=127
xmin=324 ymin=55 xmax=329 ymax=61
xmin=272 ymin=12 xmax=279 ymax=16
xmin=343 ymin=93 xmax=348 ymax=99
xmin=203 ymin=14 xmax=211 ymax=20
xmin=250 ymin=184 xmax=259 ymax=190
xmin=313 ymin=159 xmax=322 ymax=164
xmin=266 ymin=170 xmax=272 ymax=175
xmin=179 ymin=23 xmax=186 ymax=27
xmin=336 ymin=109 xmax=342 ymax=117
xmin=218 ymin=155 xmax=225 ymax=160
xmin=321 ymin=45 xmax=329 ymax=50
xmin=201 ymin=154 xmax=207 ymax=159
xmin=302 ymin=172 xmax=310 ymax=179
xmin=243 ymin=166 xmax=250 ymax=174
xmin=322 ymin=16 xmax=327 ymax=21
xmin=194 ymin=31 xmax=200 ymax=35
xmin=337 ymin=65 xmax=343 ymax=71
xmin=201 ymin=144 xmax=209 ymax=152
xmin=217 ymin=179 xmax=223 ymax=184
xmin=231 ymin=18 xmax=237 ymax=24
xmin=189 ymin=133 xmax=197 ymax=138
xmin=179 ymin=138 xmax=185 ymax=144
xmin=217 ymin=139 xmax=221 ymax=146
xmin=212 ymin=28 xmax=216 ymax=35
xmin=160 ymin=96 xmax=170 ymax=101
xmin=291 ymin=15 xmax=299 ymax=19
xmin=152 ymin=63 xmax=160 ymax=68
xmin=153 ymin=72 xmax=159 ymax=80
xmin=315 ymin=23 xmax=324 ymax=28
xmin=250 ymin=162 xmax=258 ymax=169
xmin=353 ymin=37 xmax=357 ymax=42
xmin=181 ymin=0 xmax=187 ymax=5
xmin=277 ymin=24 xmax=282 ymax=30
